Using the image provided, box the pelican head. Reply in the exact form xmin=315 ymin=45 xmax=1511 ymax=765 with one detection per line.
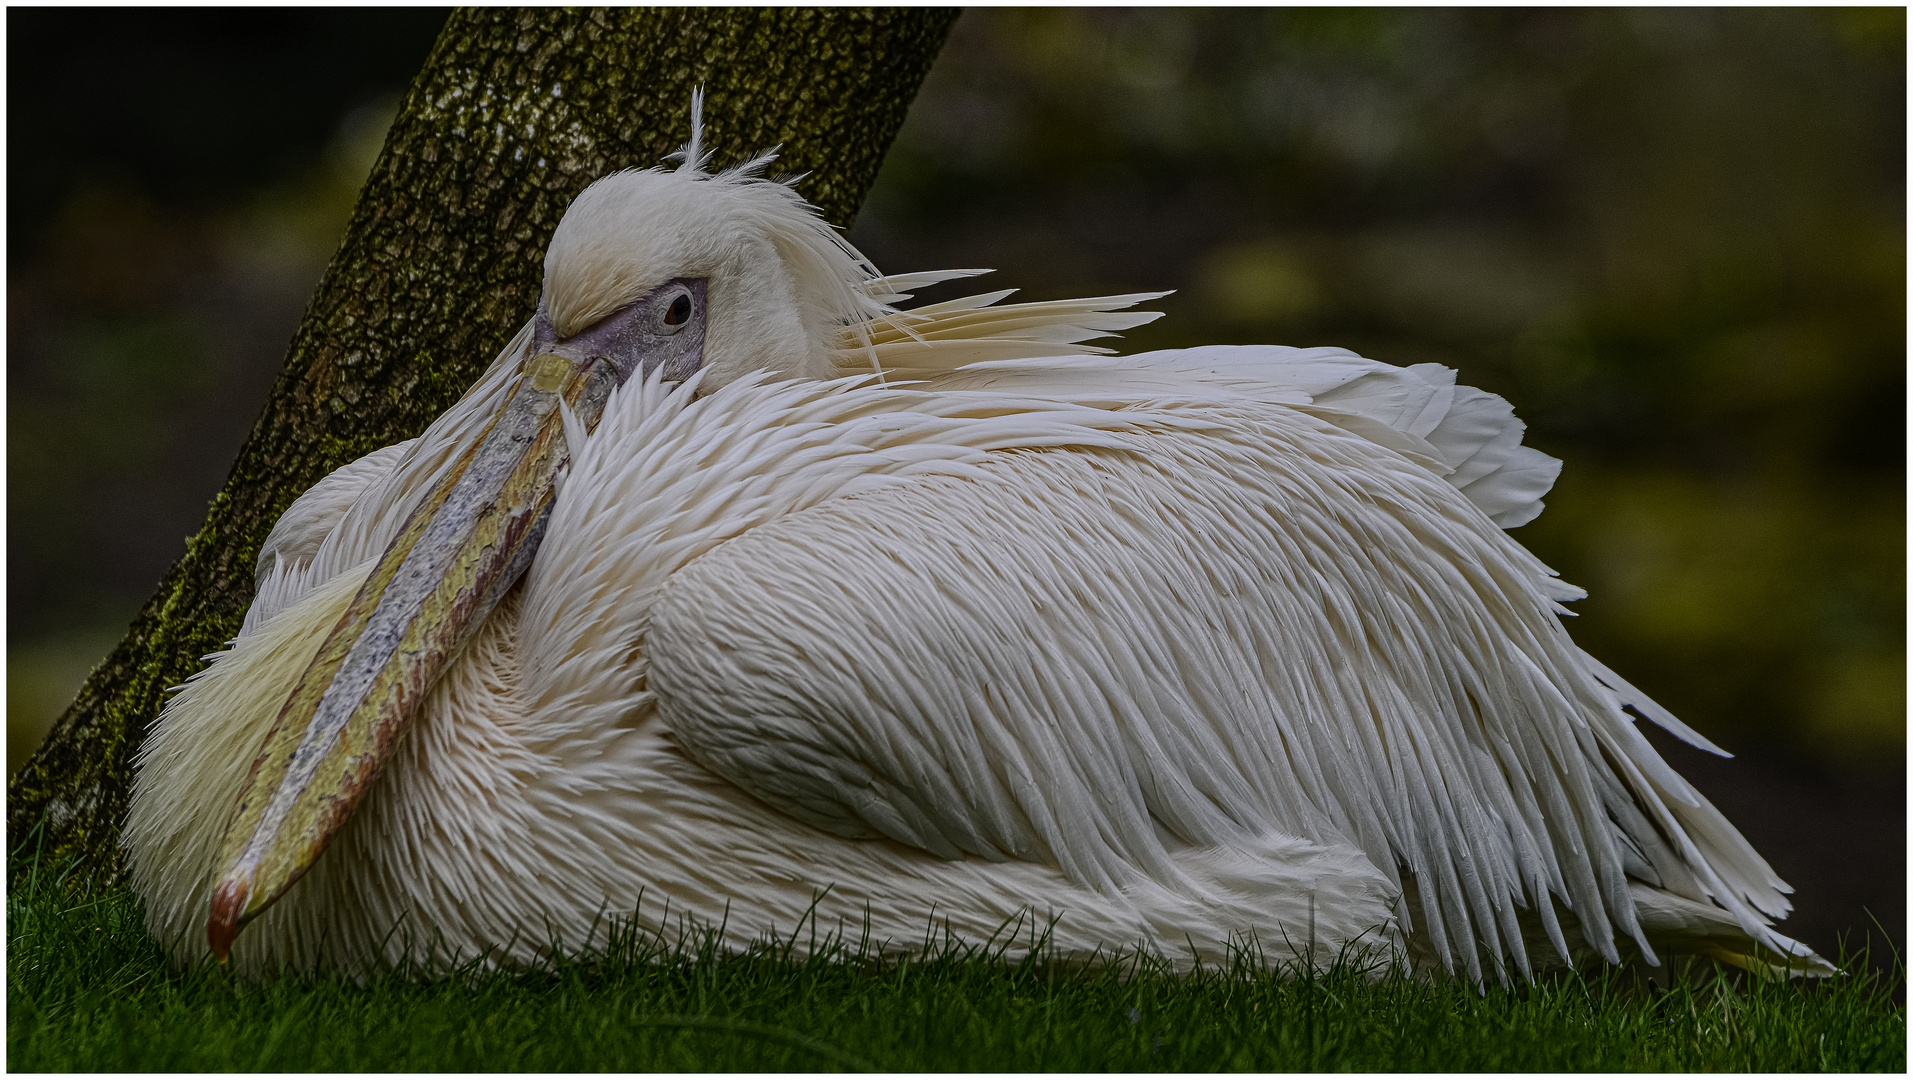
xmin=204 ymin=101 xmax=882 ymax=960
xmin=542 ymin=152 xmax=885 ymax=388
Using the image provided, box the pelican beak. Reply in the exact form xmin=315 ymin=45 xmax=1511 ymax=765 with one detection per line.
xmin=206 ymin=278 xmax=707 ymax=961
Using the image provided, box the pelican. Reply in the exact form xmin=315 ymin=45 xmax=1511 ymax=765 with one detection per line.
xmin=125 ymin=101 xmax=1832 ymax=984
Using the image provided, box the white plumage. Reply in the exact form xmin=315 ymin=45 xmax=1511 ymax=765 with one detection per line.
xmin=125 ymin=109 xmax=1830 ymax=983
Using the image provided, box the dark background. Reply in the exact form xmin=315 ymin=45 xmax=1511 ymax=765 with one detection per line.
xmin=7 ymin=9 xmax=1902 ymax=964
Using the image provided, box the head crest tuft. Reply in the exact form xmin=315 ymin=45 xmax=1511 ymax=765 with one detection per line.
xmin=666 ymin=86 xmax=724 ymax=175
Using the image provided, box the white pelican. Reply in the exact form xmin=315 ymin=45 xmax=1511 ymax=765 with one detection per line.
xmin=125 ymin=103 xmax=1833 ymax=984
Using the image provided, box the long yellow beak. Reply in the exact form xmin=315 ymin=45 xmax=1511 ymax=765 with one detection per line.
xmin=207 ymin=279 xmax=706 ymax=961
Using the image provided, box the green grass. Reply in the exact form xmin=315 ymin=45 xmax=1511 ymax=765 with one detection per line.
xmin=9 ymin=872 xmax=1903 ymax=1071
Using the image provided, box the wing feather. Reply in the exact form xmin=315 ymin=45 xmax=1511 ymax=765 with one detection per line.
xmin=918 ymin=344 xmax=1562 ymax=529
xmin=838 ymin=270 xmax=1557 ymax=526
xmin=253 ymin=441 xmax=416 ymax=588
xmin=644 ymin=391 xmax=1803 ymax=982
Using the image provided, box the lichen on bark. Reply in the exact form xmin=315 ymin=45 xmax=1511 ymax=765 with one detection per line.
xmin=9 ymin=6 xmax=961 ymax=889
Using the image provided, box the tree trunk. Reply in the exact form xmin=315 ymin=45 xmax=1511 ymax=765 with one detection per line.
xmin=9 ymin=6 xmax=961 ymax=889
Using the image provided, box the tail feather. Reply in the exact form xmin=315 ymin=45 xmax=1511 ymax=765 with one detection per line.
xmin=1630 ymin=882 xmax=1836 ymax=977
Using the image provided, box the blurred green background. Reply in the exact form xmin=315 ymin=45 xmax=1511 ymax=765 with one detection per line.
xmin=7 ymin=10 xmax=1902 ymax=952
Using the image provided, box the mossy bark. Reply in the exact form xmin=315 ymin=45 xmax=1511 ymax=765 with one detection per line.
xmin=9 ymin=6 xmax=961 ymax=889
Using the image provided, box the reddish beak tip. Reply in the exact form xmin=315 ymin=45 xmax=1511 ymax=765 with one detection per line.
xmin=208 ymin=880 xmax=247 ymax=963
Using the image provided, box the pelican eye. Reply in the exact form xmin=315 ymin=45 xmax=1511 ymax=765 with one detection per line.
xmin=662 ymin=292 xmax=692 ymax=329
